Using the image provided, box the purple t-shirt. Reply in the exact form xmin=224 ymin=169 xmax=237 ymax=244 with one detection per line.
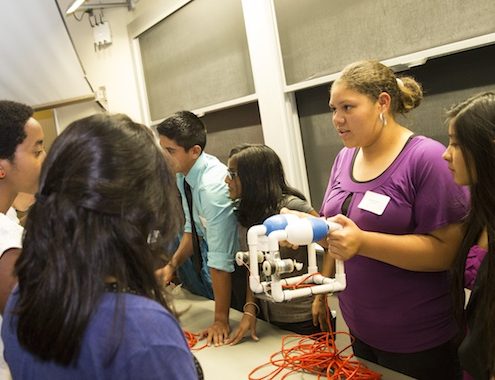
xmin=464 ymin=245 xmax=487 ymax=290
xmin=320 ymin=136 xmax=469 ymax=353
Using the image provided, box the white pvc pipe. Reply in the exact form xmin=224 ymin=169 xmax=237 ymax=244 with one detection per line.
xmin=248 ymin=225 xmax=267 ymax=293
xmin=307 ymin=242 xmax=318 ymax=274
xmin=249 ymin=276 xmax=264 ymax=294
xmin=267 ymin=230 xmax=287 ymax=252
xmin=280 ymin=281 xmax=346 ymax=302
xmin=246 ymin=216 xmax=347 ymax=300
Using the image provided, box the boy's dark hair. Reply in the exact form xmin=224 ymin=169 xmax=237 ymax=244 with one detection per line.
xmin=156 ymin=110 xmax=207 ymax=151
xmin=0 ymin=100 xmax=34 ymax=160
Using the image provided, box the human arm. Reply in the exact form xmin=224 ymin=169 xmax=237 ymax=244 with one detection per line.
xmin=195 ymin=178 xmax=238 ymax=345
xmin=312 ymin=249 xmax=335 ymax=331
xmin=326 ymin=214 xmax=464 ymax=272
xmin=320 ymin=139 xmax=468 ymax=272
xmin=156 ymin=233 xmax=193 ymax=285
xmin=0 ymin=248 xmax=20 ymax=314
xmin=0 ymin=213 xmax=23 ymax=314
xmin=227 ymin=278 xmax=259 ymax=345
xmin=156 ymin=174 xmax=197 ymax=285
xmin=200 ymin=268 xmax=232 ymax=346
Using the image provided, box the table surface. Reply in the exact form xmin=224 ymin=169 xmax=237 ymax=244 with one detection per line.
xmin=171 ymin=286 xmax=414 ymax=379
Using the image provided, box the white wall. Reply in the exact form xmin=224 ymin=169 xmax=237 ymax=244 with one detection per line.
xmin=56 ymin=0 xmax=146 ymax=123
xmin=54 ymin=101 xmax=103 ymax=133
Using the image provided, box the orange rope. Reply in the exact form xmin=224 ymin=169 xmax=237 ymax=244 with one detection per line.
xmin=247 ymin=297 xmax=382 ymax=380
xmin=183 ymin=330 xmax=208 ymax=351
xmin=247 ymin=332 xmax=381 ymax=379
xmin=183 ymin=261 xmax=381 ymax=378
xmin=282 ymin=272 xmax=322 ymax=290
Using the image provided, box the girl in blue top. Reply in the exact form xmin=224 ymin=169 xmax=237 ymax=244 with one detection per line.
xmin=2 ymin=114 xmax=199 ymax=379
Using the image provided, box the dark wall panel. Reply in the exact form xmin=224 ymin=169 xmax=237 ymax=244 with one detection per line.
xmin=201 ymin=102 xmax=263 ymax=165
xmin=275 ymin=0 xmax=495 ymax=85
xmin=139 ymin=0 xmax=254 ymax=121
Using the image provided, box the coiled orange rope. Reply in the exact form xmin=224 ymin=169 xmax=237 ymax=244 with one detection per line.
xmin=183 ymin=264 xmax=382 ymax=379
xmin=247 ymin=331 xmax=381 ymax=379
xmin=184 ymin=330 xmax=208 ymax=351
xmin=250 ymin=271 xmax=381 ymax=379
xmin=247 ymin=296 xmax=381 ymax=380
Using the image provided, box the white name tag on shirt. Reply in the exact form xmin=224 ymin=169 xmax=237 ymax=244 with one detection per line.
xmin=357 ymin=191 xmax=390 ymax=215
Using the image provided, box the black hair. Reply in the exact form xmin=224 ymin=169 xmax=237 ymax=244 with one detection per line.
xmin=0 ymin=100 xmax=34 ymax=160
xmin=228 ymin=144 xmax=306 ymax=227
xmin=14 ymin=113 xmax=181 ymax=365
xmin=156 ymin=110 xmax=207 ymax=151
xmin=448 ymin=92 xmax=495 ymax=374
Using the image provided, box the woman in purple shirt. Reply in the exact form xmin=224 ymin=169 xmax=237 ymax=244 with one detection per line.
xmin=443 ymin=92 xmax=495 ymax=380
xmin=320 ymin=60 xmax=469 ymax=379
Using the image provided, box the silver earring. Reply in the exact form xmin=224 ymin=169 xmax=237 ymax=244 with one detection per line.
xmin=380 ymin=112 xmax=387 ymax=126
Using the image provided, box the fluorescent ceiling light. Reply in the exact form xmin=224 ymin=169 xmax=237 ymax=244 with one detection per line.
xmin=66 ymin=0 xmax=134 ymax=15
xmin=66 ymin=0 xmax=86 ymax=14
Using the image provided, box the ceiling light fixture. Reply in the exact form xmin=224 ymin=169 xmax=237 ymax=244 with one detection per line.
xmin=66 ymin=0 xmax=134 ymax=15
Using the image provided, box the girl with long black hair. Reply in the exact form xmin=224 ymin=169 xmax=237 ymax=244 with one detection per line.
xmin=2 ymin=114 xmax=198 ymax=379
xmin=443 ymin=92 xmax=495 ymax=379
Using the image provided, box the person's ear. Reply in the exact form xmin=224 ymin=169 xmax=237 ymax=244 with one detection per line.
xmin=191 ymin=145 xmax=202 ymax=159
xmin=377 ymin=92 xmax=391 ymax=113
xmin=0 ymin=162 xmax=6 ymax=179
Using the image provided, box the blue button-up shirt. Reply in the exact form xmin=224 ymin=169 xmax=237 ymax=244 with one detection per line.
xmin=177 ymin=153 xmax=239 ymax=272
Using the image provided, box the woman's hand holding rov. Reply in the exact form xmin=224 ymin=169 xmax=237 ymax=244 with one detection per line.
xmin=325 ymin=214 xmax=364 ymax=261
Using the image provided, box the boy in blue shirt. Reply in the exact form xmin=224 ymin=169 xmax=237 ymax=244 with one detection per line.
xmin=156 ymin=111 xmax=243 ymax=347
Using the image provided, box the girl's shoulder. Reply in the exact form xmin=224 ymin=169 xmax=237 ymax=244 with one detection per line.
xmin=280 ymin=194 xmax=314 ymax=214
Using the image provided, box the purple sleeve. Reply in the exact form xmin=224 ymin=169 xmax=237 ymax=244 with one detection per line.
xmin=319 ymin=148 xmax=346 ymax=216
xmin=410 ymin=139 xmax=469 ymax=234
xmin=464 ymin=245 xmax=487 ymax=290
